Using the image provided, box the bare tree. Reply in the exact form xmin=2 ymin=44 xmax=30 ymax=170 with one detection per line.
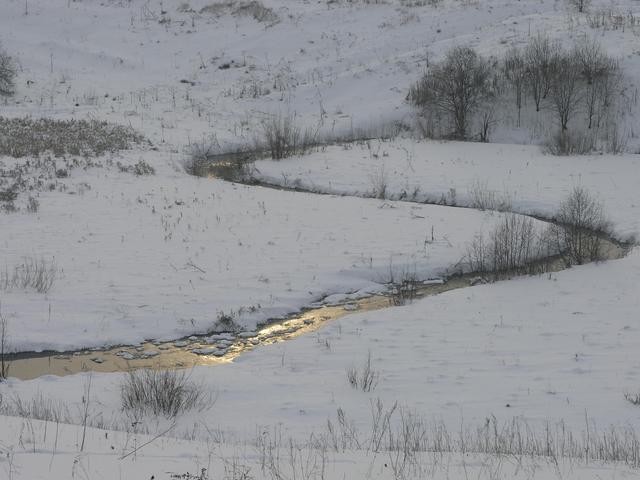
xmin=548 ymin=48 xmax=583 ymax=131
xmin=553 ymin=186 xmax=607 ymax=265
xmin=0 ymin=303 xmax=9 ymax=381
xmin=410 ymin=46 xmax=493 ymax=139
xmin=0 ymin=44 xmax=16 ymax=97
xmin=525 ymin=34 xmax=557 ymax=112
xmin=593 ymin=58 xmax=621 ymax=129
xmin=577 ymin=38 xmax=605 ymax=86
xmin=567 ymin=0 xmax=590 ymax=13
xmin=576 ymin=40 xmax=621 ymax=129
xmin=543 ymin=39 xmax=624 ymax=153
xmin=503 ymin=47 xmax=527 ymax=127
xmin=584 ymin=58 xmax=620 ymax=130
xmin=478 ymin=105 xmax=496 ymax=142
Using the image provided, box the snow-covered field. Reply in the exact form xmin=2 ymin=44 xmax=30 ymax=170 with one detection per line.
xmin=255 ymin=139 xmax=640 ymax=241
xmin=1 ymin=0 xmax=639 ymax=146
xmin=1 ymin=0 xmax=640 ymax=478
xmin=1 ymin=148 xmax=516 ymax=352
xmin=3 ymin=248 xmax=640 ymax=434
xmin=5 ymin=414 xmax=640 ymax=480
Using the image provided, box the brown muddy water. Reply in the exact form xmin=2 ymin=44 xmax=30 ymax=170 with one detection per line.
xmin=5 ymin=240 xmax=628 ymax=380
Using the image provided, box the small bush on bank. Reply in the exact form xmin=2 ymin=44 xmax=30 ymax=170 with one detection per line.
xmin=259 ymin=113 xmax=318 ymax=160
xmin=185 ymin=140 xmax=254 ymax=180
xmin=552 ymin=186 xmax=609 ymax=265
xmin=118 ymin=159 xmax=155 ymax=176
xmin=185 ymin=115 xmax=407 ymax=180
xmin=467 ymin=179 xmax=512 ymax=212
xmin=388 ymin=266 xmax=419 ymax=306
xmin=121 ymin=369 xmax=211 ymax=418
xmin=1 ymin=256 xmax=57 ymax=294
xmin=466 ymin=213 xmax=553 ymax=279
xmin=200 ymin=0 xmax=279 ymax=25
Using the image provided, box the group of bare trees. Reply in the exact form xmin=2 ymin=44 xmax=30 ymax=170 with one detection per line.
xmin=408 ymin=46 xmax=496 ymax=140
xmin=545 ymin=38 xmax=620 ymax=134
xmin=409 ymin=35 xmax=624 ymax=153
xmin=466 ymin=186 xmax=609 ymax=280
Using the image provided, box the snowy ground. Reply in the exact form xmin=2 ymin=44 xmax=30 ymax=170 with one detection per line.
xmin=2 ymin=248 xmax=640 ymax=478
xmin=3 ymin=249 xmax=640 ymax=436
xmin=1 ymin=0 xmax=640 ymax=478
xmin=0 ymin=0 xmax=638 ymax=147
xmin=0 ymin=147 xmax=522 ymax=352
xmin=5 ymin=415 xmax=639 ymax=480
xmin=254 ymin=139 xmax=640 ymax=241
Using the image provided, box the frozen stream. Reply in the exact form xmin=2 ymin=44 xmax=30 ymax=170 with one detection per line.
xmin=4 ymin=182 xmax=629 ymax=380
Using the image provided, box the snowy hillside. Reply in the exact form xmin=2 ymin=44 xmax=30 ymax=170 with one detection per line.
xmin=0 ymin=0 xmax=639 ymax=479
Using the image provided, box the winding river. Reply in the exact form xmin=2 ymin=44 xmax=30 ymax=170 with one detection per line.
xmin=4 ymin=180 xmax=630 ymax=380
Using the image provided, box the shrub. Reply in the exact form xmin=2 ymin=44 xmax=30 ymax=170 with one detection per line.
xmin=200 ymin=0 xmax=279 ymax=25
xmin=624 ymin=392 xmax=640 ymax=406
xmin=26 ymin=195 xmax=39 ymax=213
xmin=466 ymin=213 xmax=551 ymax=279
xmin=187 ymin=117 xmax=405 ymax=177
xmin=467 ymin=179 xmax=512 ymax=212
xmin=133 ymin=160 xmax=154 ymax=176
xmin=0 ymin=392 xmax=71 ymax=422
xmin=1 ymin=256 xmax=57 ymax=293
xmin=388 ymin=267 xmax=418 ymax=306
xmin=118 ymin=159 xmax=156 ymax=176
xmin=121 ymin=369 xmax=211 ymax=418
xmin=552 ymin=186 xmax=608 ymax=265
xmin=200 ymin=2 xmax=235 ymax=15
xmin=233 ymin=0 xmax=279 ymax=24
xmin=603 ymin=122 xmax=628 ymax=154
xmin=185 ymin=140 xmax=254 ymax=180
xmin=328 ymin=407 xmax=640 ymax=467
xmin=346 ymin=352 xmax=379 ymax=392
xmin=259 ymin=113 xmax=317 ymax=160
xmin=0 ymin=44 xmax=16 ymax=97
xmin=544 ymin=129 xmax=596 ymax=155
xmin=213 ymin=310 xmax=242 ymax=332
xmin=0 ymin=189 xmax=17 ymax=202
xmin=368 ymin=164 xmax=388 ymax=199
